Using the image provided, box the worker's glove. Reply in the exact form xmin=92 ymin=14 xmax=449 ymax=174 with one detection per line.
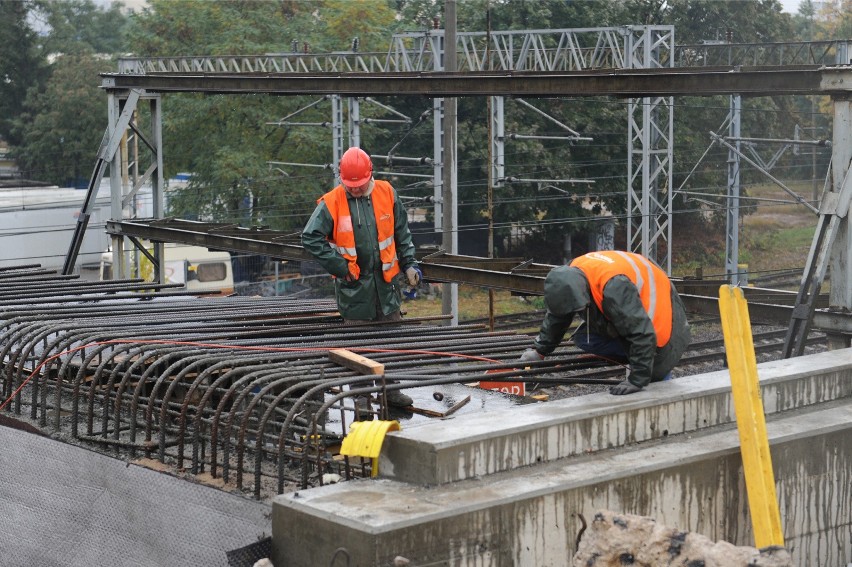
xmin=519 ymin=348 xmax=544 ymax=362
xmin=405 ymin=266 xmax=422 ymax=287
xmin=609 ymin=380 xmax=643 ymax=396
xmin=342 ymin=272 xmax=357 ymax=283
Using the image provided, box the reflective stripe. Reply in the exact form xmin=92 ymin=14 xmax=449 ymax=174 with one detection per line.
xmin=331 ymin=244 xmax=357 ymax=256
xmin=382 ymin=258 xmax=398 ymax=272
xmin=378 ymin=235 xmax=394 ymax=251
xmin=614 ymin=250 xmax=657 ymax=319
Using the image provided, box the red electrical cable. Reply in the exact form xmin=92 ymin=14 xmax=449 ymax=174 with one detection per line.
xmin=0 ymin=338 xmax=504 ymax=411
xmin=0 ymin=338 xmax=625 ymax=411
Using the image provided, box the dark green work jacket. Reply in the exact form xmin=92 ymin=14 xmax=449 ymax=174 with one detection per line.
xmin=301 ymin=184 xmax=418 ymax=321
xmin=533 ymin=267 xmax=691 ymax=387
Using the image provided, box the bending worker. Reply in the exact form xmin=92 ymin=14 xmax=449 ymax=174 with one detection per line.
xmin=302 ymin=147 xmax=421 ymax=407
xmin=521 ymin=250 xmax=690 ymax=395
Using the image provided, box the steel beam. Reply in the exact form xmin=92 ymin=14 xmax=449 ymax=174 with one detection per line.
xmin=680 ymin=293 xmax=852 ymax=335
xmin=104 ymin=219 xmax=553 ymax=294
xmin=105 ymin=219 xmax=314 ymax=262
xmin=101 ymin=66 xmax=834 ymax=98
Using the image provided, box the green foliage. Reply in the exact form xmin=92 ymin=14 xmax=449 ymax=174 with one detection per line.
xmin=0 ymin=0 xmax=48 ymax=146
xmin=1 ymin=0 xmax=127 ymax=181
xmin=31 ymin=0 xmax=131 ymax=55
xmin=665 ymin=0 xmax=793 ymax=43
xmin=812 ymin=0 xmax=852 ymax=39
xmin=316 ymin=0 xmax=399 ymax=52
xmin=126 ymin=0 xmax=297 ymax=55
xmin=13 ymin=53 xmax=114 ymax=186
xmin=397 ymin=0 xmax=629 ymax=31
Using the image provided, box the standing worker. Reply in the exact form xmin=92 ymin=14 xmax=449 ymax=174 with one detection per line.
xmin=521 ymin=251 xmax=690 ymax=395
xmin=302 ymin=147 xmax=422 ymax=407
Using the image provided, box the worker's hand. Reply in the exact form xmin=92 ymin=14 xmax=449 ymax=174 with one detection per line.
xmin=609 ymin=380 xmax=643 ymax=396
xmin=342 ymin=272 xmax=357 ymax=283
xmin=405 ymin=266 xmax=422 ymax=287
xmin=519 ymin=348 xmax=544 ymax=362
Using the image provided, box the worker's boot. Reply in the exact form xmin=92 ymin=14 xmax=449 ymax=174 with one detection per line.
xmin=384 ymin=389 xmax=413 ymax=408
xmin=353 ymin=395 xmax=373 ymax=421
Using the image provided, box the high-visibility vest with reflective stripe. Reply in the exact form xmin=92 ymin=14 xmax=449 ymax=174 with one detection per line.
xmin=570 ymin=251 xmax=673 ymax=346
xmin=319 ymin=180 xmax=401 ymax=283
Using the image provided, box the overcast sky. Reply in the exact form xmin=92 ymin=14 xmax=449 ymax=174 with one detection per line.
xmin=778 ymin=0 xmax=803 ymax=13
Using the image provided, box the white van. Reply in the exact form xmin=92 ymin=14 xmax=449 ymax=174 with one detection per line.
xmin=100 ymin=243 xmax=234 ymax=295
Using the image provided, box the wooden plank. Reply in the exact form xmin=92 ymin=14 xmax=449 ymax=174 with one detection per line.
xmin=441 ymin=395 xmax=470 ymax=417
xmin=408 ymin=406 xmax=447 ymax=418
xmin=409 ymin=395 xmax=471 ymax=419
xmin=328 ymin=349 xmax=384 ymax=375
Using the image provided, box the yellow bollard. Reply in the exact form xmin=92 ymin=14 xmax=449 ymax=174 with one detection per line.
xmin=718 ymin=285 xmax=784 ymax=548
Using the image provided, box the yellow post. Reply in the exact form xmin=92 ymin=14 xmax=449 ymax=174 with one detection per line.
xmin=718 ymin=285 xmax=784 ymax=548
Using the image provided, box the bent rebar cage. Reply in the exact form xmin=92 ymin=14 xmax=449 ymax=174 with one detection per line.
xmin=2 ymin=265 xmax=612 ymax=499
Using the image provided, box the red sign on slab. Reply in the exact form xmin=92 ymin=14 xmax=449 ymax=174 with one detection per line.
xmin=479 ymin=381 xmax=526 ymax=397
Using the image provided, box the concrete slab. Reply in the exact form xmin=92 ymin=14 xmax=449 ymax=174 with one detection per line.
xmin=320 ymin=382 xmax=536 ymax=437
xmin=273 ymin=401 xmax=852 ymax=566
xmin=0 ymin=425 xmax=270 ymax=567
xmin=379 ymin=348 xmax=852 ymax=484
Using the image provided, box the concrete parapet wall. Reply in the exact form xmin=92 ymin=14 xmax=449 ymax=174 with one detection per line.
xmin=272 ymin=349 xmax=852 ymax=567
xmin=380 ymin=349 xmax=852 ymax=485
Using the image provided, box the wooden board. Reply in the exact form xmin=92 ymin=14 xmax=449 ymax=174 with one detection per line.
xmin=328 ymin=349 xmax=385 ymax=375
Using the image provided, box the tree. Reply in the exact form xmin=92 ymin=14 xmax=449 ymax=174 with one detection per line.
xmin=664 ymin=0 xmax=793 ymax=44
xmin=2 ymin=0 xmax=128 ymax=182
xmin=125 ymin=0 xmax=402 ymax=231
xmin=813 ymin=0 xmax=852 ymax=39
xmin=13 ymin=53 xmax=113 ymax=187
xmin=0 ymin=0 xmax=48 ymax=147
xmin=312 ymin=0 xmax=399 ymax=53
xmin=31 ymin=0 xmax=130 ymax=55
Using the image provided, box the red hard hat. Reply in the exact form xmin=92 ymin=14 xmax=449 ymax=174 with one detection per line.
xmin=339 ymin=147 xmax=373 ymax=188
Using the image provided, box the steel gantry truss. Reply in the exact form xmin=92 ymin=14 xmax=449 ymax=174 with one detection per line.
xmin=625 ymin=27 xmax=674 ymax=272
xmin=111 ymin=26 xmax=676 ymax=268
xmin=63 ymin=89 xmax=166 ymax=282
xmin=108 ymin=35 xmax=849 ymax=275
xmin=115 ymin=38 xmax=850 ymax=75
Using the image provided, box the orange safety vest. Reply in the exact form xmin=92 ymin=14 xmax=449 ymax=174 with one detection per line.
xmin=318 ymin=180 xmax=401 ymax=283
xmin=570 ymin=251 xmax=673 ymax=347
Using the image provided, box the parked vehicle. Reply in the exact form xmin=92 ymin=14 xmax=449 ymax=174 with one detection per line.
xmin=100 ymin=243 xmax=234 ymax=295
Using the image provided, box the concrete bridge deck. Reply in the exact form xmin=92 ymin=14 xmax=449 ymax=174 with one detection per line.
xmin=272 ymin=348 xmax=852 ymax=566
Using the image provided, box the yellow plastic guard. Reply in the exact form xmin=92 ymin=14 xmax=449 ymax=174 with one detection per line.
xmin=339 ymin=420 xmax=401 ymax=477
xmin=719 ymin=285 xmax=784 ymax=548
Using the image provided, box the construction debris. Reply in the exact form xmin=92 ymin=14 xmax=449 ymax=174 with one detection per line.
xmin=574 ymin=510 xmax=793 ymax=567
